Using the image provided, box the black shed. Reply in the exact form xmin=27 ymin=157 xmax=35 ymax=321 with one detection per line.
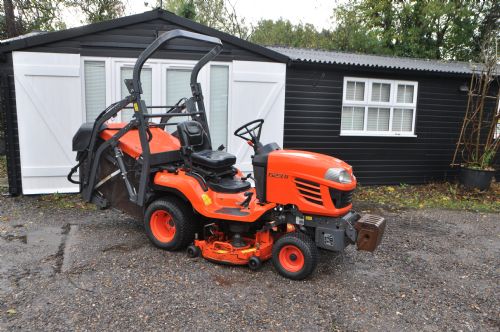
xmin=271 ymin=47 xmax=493 ymax=185
xmin=0 ymin=10 xmax=493 ymax=195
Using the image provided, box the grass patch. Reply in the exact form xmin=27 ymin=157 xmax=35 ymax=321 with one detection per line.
xmin=37 ymin=193 xmax=96 ymax=210
xmin=356 ymin=181 xmax=500 ymax=213
xmin=0 ymin=155 xmax=6 ymax=179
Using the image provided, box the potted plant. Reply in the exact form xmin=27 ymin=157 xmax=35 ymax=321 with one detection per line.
xmin=452 ymin=37 xmax=499 ymax=191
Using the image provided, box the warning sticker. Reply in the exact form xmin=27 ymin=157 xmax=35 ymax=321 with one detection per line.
xmin=201 ymin=193 xmax=212 ymax=206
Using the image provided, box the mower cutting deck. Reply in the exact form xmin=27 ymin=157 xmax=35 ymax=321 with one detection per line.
xmin=69 ymin=29 xmax=386 ymax=280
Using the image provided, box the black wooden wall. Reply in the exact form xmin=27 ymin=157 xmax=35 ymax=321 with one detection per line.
xmin=283 ymin=63 xmax=478 ymax=185
xmin=0 ymin=53 xmax=21 ymax=195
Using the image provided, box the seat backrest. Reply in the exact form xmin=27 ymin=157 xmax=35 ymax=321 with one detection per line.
xmin=177 ymin=121 xmax=212 ymax=152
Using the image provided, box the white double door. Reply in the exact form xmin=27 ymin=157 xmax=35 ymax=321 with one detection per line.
xmin=13 ymin=51 xmax=285 ymax=194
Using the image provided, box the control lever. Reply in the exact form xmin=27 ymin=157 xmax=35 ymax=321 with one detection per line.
xmin=241 ymin=173 xmax=253 ymax=181
xmin=239 ymin=191 xmax=253 ymax=208
xmin=217 ymin=144 xmax=225 ymax=151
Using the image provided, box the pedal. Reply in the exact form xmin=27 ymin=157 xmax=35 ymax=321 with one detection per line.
xmin=239 ymin=191 xmax=253 ymax=208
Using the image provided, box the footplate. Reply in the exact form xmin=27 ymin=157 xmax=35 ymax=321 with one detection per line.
xmin=355 ymin=214 xmax=386 ymax=252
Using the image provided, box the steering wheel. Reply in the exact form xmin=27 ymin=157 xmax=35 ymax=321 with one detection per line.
xmin=234 ymin=119 xmax=264 ymax=146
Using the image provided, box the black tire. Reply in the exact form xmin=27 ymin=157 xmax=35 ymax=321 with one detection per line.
xmin=144 ymin=198 xmax=196 ymax=250
xmin=248 ymin=256 xmax=262 ymax=270
xmin=272 ymin=232 xmax=318 ymax=280
xmin=186 ymin=245 xmax=201 ymax=258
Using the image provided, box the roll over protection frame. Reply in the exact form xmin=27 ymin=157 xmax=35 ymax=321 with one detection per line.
xmin=79 ymin=29 xmax=223 ymax=206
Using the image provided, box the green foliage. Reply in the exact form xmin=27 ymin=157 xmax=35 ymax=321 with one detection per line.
xmin=333 ymin=0 xmax=499 ymax=61
xmin=251 ymin=0 xmax=499 ymax=62
xmin=482 ymin=148 xmax=497 ymax=167
xmin=10 ymin=0 xmax=67 ymax=34
xmin=67 ymin=0 xmax=125 ymax=24
xmin=250 ymin=19 xmax=332 ymax=49
xmin=0 ymin=155 xmax=6 ymax=179
xmin=178 ymin=0 xmax=195 ymax=20
xmin=0 ymin=0 xmax=126 ymax=37
xmin=158 ymin=0 xmax=250 ymax=39
xmin=39 ymin=193 xmax=97 ymax=210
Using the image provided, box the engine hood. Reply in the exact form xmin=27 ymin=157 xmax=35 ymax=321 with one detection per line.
xmin=267 ymin=149 xmax=356 ymax=189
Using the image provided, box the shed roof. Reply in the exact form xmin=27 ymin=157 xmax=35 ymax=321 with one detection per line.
xmin=269 ymin=46 xmax=487 ymax=74
xmin=0 ymin=9 xmax=288 ymax=63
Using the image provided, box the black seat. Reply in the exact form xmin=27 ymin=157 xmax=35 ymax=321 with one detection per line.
xmin=191 ymin=150 xmax=236 ymax=169
xmin=177 ymin=121 xmax=236 ymax=170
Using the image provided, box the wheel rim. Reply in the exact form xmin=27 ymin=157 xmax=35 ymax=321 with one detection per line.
xmin=279 ymin=245 xmax=305 ymax=272
xmin=150 ymin=210 xmax=176 ymax=243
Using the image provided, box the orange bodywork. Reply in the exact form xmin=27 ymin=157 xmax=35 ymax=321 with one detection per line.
xmin=265 ymin=150 xmax=356 ymax=217
xmin=195 ymin=229 xmax=273 ymax=265
xmin=154 ymin=170 xmax=276 ymax=222
xmin=100 ymin=123 xmax=180 ymax=159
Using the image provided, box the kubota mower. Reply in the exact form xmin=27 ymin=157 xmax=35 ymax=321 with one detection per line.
xmin=69 ymin=29 xmax=386 ymax=280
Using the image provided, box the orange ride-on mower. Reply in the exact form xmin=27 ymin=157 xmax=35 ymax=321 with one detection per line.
xmin=68 ymin=30 xmax=386 ymax=280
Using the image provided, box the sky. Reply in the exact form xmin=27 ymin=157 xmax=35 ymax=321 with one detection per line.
xmin=124 ymin=0 xmax=338 ymax=31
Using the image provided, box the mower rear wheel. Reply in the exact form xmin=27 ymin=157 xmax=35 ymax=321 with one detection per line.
xmin=272 ymin=232 xmax=318 ymax=280
xmin=144 ymin=198 xmax=195 ymax=250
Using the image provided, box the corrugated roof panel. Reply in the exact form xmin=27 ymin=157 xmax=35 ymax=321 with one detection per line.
xmin=269 ymin=46 xmax=486 ymax=74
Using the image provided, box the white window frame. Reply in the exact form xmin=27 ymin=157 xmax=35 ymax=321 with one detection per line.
xmin=206 ymin=63 xmax=232 ymax=147
xmin=341 ymin=76 xmax=418 ymax=137
xmin=80 ymin=57 xmax=112 ymax=123
xmin=81 ymin=56 xmax=232 ymax=143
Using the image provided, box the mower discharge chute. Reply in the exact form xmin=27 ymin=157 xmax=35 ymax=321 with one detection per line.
xmin=69 ymin=29 xmax=386 ymax=280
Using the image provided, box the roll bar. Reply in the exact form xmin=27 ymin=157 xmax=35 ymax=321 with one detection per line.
xmin=81 ymin=29 xmax=224 ymax=208
xmin=132 ymin=29 xmax=223 ymax=95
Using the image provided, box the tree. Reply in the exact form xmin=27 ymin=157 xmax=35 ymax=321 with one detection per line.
xmin=15 ymin=0 xmax=66 ymax=32
xmin=67 ymin=0 xmax=125 ymax=24
xmin=332 ymin=0 xmax=500 ymax=61
xmin=156 ymin=0 xmax=250 ymax=39
xmin=3 ymin=0 xmax=17 ymax=37
xmin=0 ymin=0 xmax=66 ymax=38
xmin=250 ymin=19 xmax=331 ymax=49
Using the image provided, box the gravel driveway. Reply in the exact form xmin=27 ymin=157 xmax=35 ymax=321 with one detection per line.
xmin=0 ymin=195 xmax=499 ymax=331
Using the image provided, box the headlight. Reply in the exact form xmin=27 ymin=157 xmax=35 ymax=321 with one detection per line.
xmin=324 ymin=168 xmax=352 ymax=184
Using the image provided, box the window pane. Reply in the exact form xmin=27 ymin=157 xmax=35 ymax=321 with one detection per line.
xmin=166 ymin=69 xmax=192 ymax=105
xmin=346 ymin=81 xmax=365 ymax=101
xmin=84 ymin=61 xmax=106 ymax=122
xmin=166 ymin=69 xmax=192 ymax=132
xmin=367 ymin=107 xmax=390 ymax=131
xmin=397 ymin=84 xmax=414 ymax=103
xmin=342 ymin=106 xmax=364 ymax=131
xmin=371 ymin=82 xmax=390 ymax=102
xmin=121 ymin=67 xmax=152 ymax=122
xmin=393 ymin=108 xmax=413 ymax=132
xmin=210 ymin=66 xmax=229 ymax=148
xmin=341 ymin=107 xmax=353 ymax=130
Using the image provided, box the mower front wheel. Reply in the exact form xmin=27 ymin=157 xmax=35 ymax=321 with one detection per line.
xmin=144 ymin=198 xmax=195 ymax=251
xmin=186 ymin=244 xmax=201 ymax=258
xmin=248 ymin=256 xmax=262 ymax=270
xmin=272 ymin=232 xmax=318 ymax=280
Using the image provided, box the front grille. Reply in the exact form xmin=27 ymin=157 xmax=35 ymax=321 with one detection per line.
xmin=329 ymin=189 xmax=354 ymax=208
xmin=294 ymin=178 xmax=323 ymax=205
